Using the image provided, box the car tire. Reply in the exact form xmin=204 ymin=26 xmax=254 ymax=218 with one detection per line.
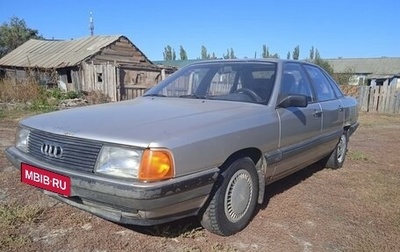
xmin=325 ymin=131 xmax=349 ymax=169
xmin=200 ymin=157 xmax=259 ymax=236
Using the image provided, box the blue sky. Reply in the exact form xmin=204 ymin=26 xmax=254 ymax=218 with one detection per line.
xmin=1 ymin=0 xmax=399 ymax=60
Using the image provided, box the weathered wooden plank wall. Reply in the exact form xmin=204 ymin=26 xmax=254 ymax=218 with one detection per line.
xmin=82 ymin=62 xmax=117 ymax=101
xmin=117 ymin=68 xmax=174 ymax=101
xmin=119 ymin=86 xmax=147 ymax=100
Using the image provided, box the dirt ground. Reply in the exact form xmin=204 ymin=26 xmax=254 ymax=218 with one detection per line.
xmin=0 ymin=112 xmax=399 ymax=252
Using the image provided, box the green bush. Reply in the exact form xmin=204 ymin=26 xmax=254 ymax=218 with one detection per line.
xmin=64 ymin=90 xmax=83 ymax=99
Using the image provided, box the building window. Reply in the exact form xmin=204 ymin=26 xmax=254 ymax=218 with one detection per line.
xmin=97 ymin=73 xmax=103 ymax=82
xmin=66 ymin=69 xmax=72 ymax=83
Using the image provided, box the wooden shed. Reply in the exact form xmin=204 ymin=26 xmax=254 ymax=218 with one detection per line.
xmin=0 ymin=35 xmax=175 ymax=101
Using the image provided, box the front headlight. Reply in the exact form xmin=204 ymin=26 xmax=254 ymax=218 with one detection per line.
xmin=95 ymin=146 xmax=175 ymax=181
xmin=16 ymin=127 xmax=30 ymax=152
xmin=95 ymin=146 xmax=142 ymax=179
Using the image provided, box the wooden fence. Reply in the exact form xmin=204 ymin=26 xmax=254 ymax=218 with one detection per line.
xmin=357 ymin=85 xmax=400 ymax=114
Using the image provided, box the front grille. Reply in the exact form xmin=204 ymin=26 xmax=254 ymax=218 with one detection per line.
xmin=27 ymin=129 xmax=103 ymax=173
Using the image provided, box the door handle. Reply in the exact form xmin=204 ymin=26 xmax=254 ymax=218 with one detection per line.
xmin=339 ymin=106 xmax=344 ymax=112
xmin=313 ymin=110 xmax=323 ymax=117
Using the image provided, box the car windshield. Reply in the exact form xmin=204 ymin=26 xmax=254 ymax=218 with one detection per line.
xmin=144 ymin=61 xmax=277 ymax=104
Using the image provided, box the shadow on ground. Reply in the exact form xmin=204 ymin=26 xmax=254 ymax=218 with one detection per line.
xmin=260 ymin=162 xmax=326 ymax=210
xmin=117 ymin=162 xmax=326 ymax=237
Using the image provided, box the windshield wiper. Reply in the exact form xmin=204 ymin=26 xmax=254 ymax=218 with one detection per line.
xmin=178 ymin=94 xmax=207 ymax=99
xmin=143 ymin=94 xmax=166 ymax=97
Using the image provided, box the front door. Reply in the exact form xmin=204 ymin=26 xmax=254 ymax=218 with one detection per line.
xmin=273 ymin=63 xmax=322 ymax=179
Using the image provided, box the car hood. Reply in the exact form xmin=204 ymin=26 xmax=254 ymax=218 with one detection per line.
xmin=21 ymin=97 xmax=264 ymax=148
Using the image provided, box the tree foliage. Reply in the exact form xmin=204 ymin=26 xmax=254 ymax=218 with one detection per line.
xmin=172 ymin=50 xmax=176 ymax=61
xmin=260 ymin=45 xmax=279 ymax=58
xmin=179 ymin=45 xmax=188 ymax=60
xmin=230 ymin=48 xmax=236 ymax=59
xmin=309 ymin=46 xmax=315 ymax=60
xmin=332 ymin=66 xmax=355 ymax=85
xmin=163 ymin=45 xmax=174 ymax=61
xmin=223 ymin=49 xmax=229 ymax=59
xmin=201 ymin=45 xmax=210 ymax=59
xmin=292 ymin=45 xmax=300 ymax=60
xmin=270 ymin=53 xmax=279 ymax=58
xmin=0 ymin=16 xmax=43 ymax=58
xmin=312 ymin=49 xmax=334 ymax=75
xmin=223 ymin=48 xmax=236 ymax=59
xmin=262 ymin=44 xmax=269 ymax=58
xmin=286 ymin=51 xmax=291 ymax=59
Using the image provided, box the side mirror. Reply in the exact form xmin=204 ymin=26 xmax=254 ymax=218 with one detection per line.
xmin=278 ymin=94 xmax=308 ymax=108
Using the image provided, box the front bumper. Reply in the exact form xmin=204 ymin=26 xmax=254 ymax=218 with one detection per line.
xmin=5 ymin=146 xmax=219 ymax=225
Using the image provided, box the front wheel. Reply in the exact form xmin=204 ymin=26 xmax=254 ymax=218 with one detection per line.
xmin=200 ymin=157 xmax=259 ymax=236
xmin=325 ymin=131 xmax=349 ymax=169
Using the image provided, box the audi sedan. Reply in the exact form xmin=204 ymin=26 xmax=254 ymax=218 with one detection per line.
xmin=6 ymin=59 xmax=359 ymax=236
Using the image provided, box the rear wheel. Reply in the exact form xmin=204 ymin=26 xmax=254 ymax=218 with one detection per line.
xmin=200 ymin=157 xmax=259 ymax=236
xmin=325 ymin=131 xmax=348 ymax=169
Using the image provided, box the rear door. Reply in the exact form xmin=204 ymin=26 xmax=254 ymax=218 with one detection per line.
xmin=303 ymin=64 xmax=344 ymax=152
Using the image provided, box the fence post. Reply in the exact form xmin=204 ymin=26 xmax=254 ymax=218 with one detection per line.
xmin=379 ymin=82 xmax=388 ymax=113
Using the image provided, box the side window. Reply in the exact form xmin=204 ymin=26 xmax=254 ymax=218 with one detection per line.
xmin=303 ymin=65 xmax=336 ymax=101
xmin=281 ymin=63 xmax=314 ymax=102
xmin=323 ymin=71 xmax=344 ymax=98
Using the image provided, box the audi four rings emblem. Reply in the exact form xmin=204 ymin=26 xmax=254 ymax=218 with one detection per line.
xmin=41 ymin=143 xmax=63 ymax=158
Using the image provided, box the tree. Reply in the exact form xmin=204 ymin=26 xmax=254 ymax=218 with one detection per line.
xmin=229 ymin=48 xmax=236 ymax=59
xmin=0 ymin=16 xmax=43 ymax=58
xmin=163 ymin=45 xmax=173 ymax=61
xmin=201 ymin=45 xmax=210 ymax=59
xmin=223 ymin=49 xmax=230 ymax=59
xmin=262 ymin=44 xmax=269 ymax=58
xmin=314 ymin=49 xmax=321 ymax=59
xmin=286 ymin=51 xmax=291 ymax=59
xmin=315 ymin=48 xmax=321 ymax=60
xmin=179 ymin=45 xmax=188 ymax=60
xmin=172 ymin=49 xmax=176 ymax=61
xmin=313 ymin=49 xmax=334 ymax=75
xmin=292 ymin=45 xmax=300 ymax=60
xmin=309 ymin=46 xmax=315 ymax=60
xmin=270 ymin=53 xmax=279 ymax=59
xmin=223 ymin=48 xmax=236 ymax=59
xmin=332 ymin=66 xmax=355 ymax=85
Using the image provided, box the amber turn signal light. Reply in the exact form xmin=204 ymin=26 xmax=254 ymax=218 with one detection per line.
xmin=139 ymin=149 xmax=175 ymax=182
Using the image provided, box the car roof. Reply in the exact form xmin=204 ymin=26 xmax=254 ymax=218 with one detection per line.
xmin=186 ymin=58 xmax=319 ymax=67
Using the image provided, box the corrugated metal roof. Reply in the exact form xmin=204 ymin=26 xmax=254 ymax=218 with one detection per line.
xmin=327 ymin=57 xmax=400 ymax=74
xmin=0 ymin=35 xmax=129 ymax=68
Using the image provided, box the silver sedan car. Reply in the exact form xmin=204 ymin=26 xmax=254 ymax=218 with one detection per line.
xmin=6 ymin=59 xmax=359 ymax=236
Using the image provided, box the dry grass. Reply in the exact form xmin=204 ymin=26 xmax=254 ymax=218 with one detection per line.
xmin=85 ymin=90 xmax=112 ymax=104
xmin=358 ymin=111 xmax=400 ymax=128
xmin=347 ymin=150 xmax=369 ymax=161
xmin=0 ymin=202 xmax=46 ymax=250
xmin=1 ymin=77 xmax=111 ymax=116
xmin=0 ymin=77 xmax=43 ymax=103
xmin=0 ymin=203 xmax=44 ymax=226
